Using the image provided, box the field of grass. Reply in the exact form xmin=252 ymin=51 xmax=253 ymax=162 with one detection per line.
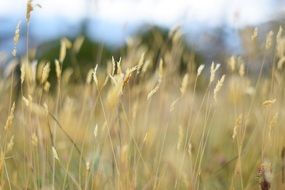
xmin=1 ymin=2 xmax=285 ymax=190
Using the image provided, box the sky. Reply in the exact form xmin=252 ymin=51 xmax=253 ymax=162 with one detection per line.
xmin=0 ymin=0 xmax=282 ymax=26
xmin=0 ymin=0 xmax=284 ymax=51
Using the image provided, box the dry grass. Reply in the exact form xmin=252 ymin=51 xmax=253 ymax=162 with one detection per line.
xmin=1 ymin=3 xmax=285 ymax=190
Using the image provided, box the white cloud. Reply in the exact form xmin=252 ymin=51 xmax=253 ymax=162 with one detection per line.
xmin=0 ymin=0 xmax=283 ymax=28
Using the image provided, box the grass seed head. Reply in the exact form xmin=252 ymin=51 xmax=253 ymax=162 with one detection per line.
xmin=147 ymin=82 xmax=160 ymax=100
xmin=55 ymin=59 xmax=61 ymax=79
xmin=197 ymin=64 xmax=205 ymax=77
xmin=20 ymin=63 xmax=26 ymax=84
xmin=73 ymin=36 xmax=85 ymax=53
xmin=52 ymin=146 xmax=59 ymax=161
xmin=263 ymin=99 xmax=276 ymax=107
xmin=31 ymin=133 xmax=38 ymax=146
xmin=276 ymin=26 xmax=283 ymax=41
xmin=4 ymin=102 xmax=15 ymax=131
xmin=93 ymin=64 xmax=99 ymax=86
xmin=44 ymin=81 xmax=50 ymax=92
xmin=12 ymin=21 xmax=21 ymax=56
xmin=177 ymin=125 xmax=183 ymax=150
xmin=86 ymin=69 xmax=93 ymax=84
xmin=41 ymin=62 xmax=50 ymax=84
xmin=180 ymin=73 xmax=189 ymax=96
xmin=214 ymin=74 xmax=226 ymax=102
xmin=26 ymin=0 xmax=33 ymax=23
xmin=26 ymin=0 xmax=41 ymax=23
xmin=59 ymin=38 xmax=72 ymax=63
xmin=7 ymin=135 xmax=15 ymax=152
xmin=159 ymin=59 xmax=164 ymax=80
xmin=210 ymin=62 xmax=220 ymax=84
xmin=94 ymin=124 xmax=98 ymax=138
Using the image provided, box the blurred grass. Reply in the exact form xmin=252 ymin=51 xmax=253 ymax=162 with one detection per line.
xmin=1 ymin=5 xmax=285 ymax=190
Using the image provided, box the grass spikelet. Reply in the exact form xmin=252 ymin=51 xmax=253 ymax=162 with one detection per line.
xmin=55 ymin=59 xmax=61 ymax=80
xmin=86 ymin=69 xmax=93 ymax=84
xmin=36 ymin=61 xmax=45 ymax=81
xmin=31 ymin=133 xmax=38 ymax=146
xmin=106 ymin=74 xmax=124 ymax=108
xmin=213 ymin=74 xmax=225 ymax=102
xmin=26 ymin=60 xmax=36 ymax=82
xmin=73 ymin=36 xmax=84 ymax=53
xmin=26 ymin=0 xmax=33 ymax=23
xmin=210 ymin=62 xmax=220 ymax=84
xmin=94 ymin=124 xmax=98 ymax=138
xmin=269 ymin=113 xmax=278 ymax=137
xmin=265 ymin=30 xmax=274 ymax=50
xmin=142 ymin=60 xmax=151 ymax=73
xmin=103 ymin=75 xmax=109 ymax=87
xmin=169 ymin=25 xmax=180 ymax=39
xmin=26 ymin=0 xmax=41 ymax=23
xmin=22 ymin=96 xmax=30 ymax=107
xmin=41 ymin=62 xmax=50 ymax=84
xmin=277 ymin=57 xmax=285 ymax=70
xmin=159 ymin=59 xmax=164 ymax=80
xmin=6 ymin=135 xmax=14 ymax=152
xmin=59 ymin=38 xmax=72 ymax=63
xmin=20 ymin=63 xmax=25 ymax=84
xmin=147 ymin=82 xmax=160 ymax=100
xmin=112 ymin=57 xmax=122 ymax=75
xmin=43 ymin=102 xmax=49 ymax=115
xmin=137 ymin=52 xmax=145 ymax=74
xmin=276 ymin=26 xmax=283 ymax=41
xmin=52 ymin=146 xmax=59 ymax=161
xmin=180 ymin=73 xmax=189 ymax=96
xmin=93 ymin=64 xmax=98 ymax=86
xmin=210 ymin=62 xmax=215 ymax=83
xmin=262 ymin=99 xmax=276 ymax=107
xmin=171 ymin=27 xmax=183 ymax=43
xmin=44 ymin=81 xmax=50 ymax=92
xmin=170 ymin=98 xmax=179 ymax=112
xmin=4 ymin=102 xmax=15 ymax=131
xmin=143 ymin=132 xmax=148 ymax=144
xmin=62 ymin=68 xmax=73 ymax=84
xmin=188 ymin=143 xmax=192 ymax=155
xmin=123 ymin=66 xmax=137 ymax=88
xmin=12 ymin=21 xmax=21 ymax=56
xmin=86 ymin=161 xmax=90 ymax=171
xmin=62 ymin=38 xmax=72 ymax=48
xmin=112 ymin=57 xmax=116 ymax=75
xmin=276 ymin=38 xmax=285 ymax=59
xmin=60 ymin=40 xmax=66 ymax=63
xmin=177 ymin=125 xmax=183 ymax=150
xmin=197 ymin=64 xmax=205 ymax=76
xmin=232 ymin=114 xmax=242 ymax=140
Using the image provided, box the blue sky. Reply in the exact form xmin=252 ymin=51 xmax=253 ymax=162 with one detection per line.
xmin=0 ymin=0 xmax=284 ymax=51
xmin=1 ymin=0 xmax=283 ymax=26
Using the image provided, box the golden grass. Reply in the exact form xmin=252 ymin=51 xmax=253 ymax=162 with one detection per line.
xmin=1 ymin=3 xmax=285 ymax=189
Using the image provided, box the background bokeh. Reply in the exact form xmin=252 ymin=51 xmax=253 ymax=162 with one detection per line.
xmin=0 ymin=0 xmax=285 ymax=69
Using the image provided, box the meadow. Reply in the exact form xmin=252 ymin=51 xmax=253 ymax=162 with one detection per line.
xmin=1 ymin=1 xmax=285 ymax=190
